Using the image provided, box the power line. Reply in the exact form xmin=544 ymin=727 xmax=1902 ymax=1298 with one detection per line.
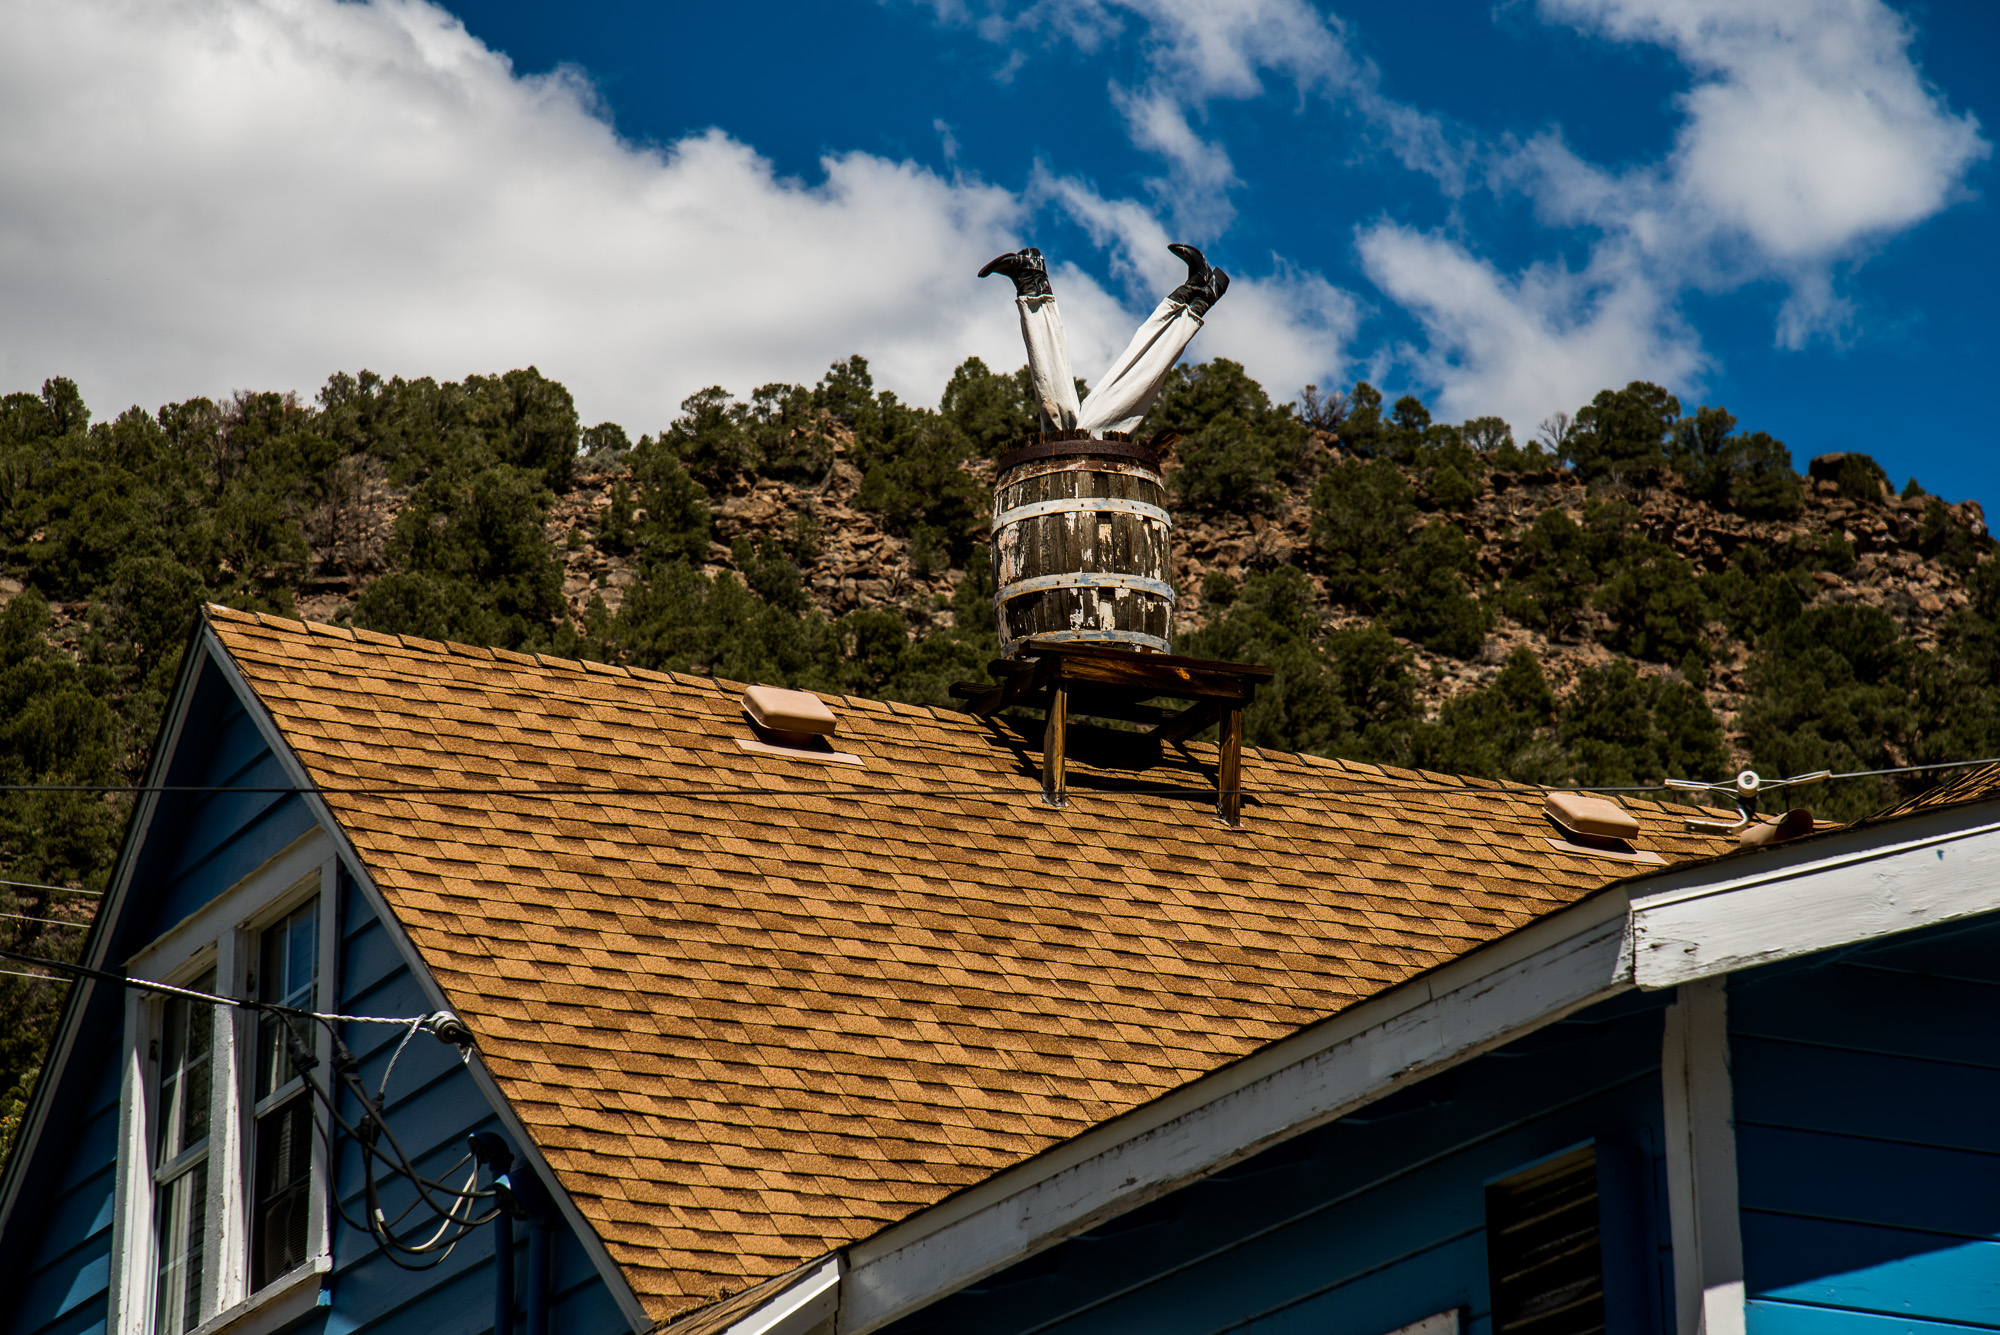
xmin=0 ymin=877 xmax=101 ymax=896
xmin=0 ymin=911 xmax=90 ymax=930
xmin=0 ymin=754 xmax=1991 ymax=800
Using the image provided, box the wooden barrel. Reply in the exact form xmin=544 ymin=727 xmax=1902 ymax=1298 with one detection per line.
xmin=991 ymin=432 xmax=1174 ymax=656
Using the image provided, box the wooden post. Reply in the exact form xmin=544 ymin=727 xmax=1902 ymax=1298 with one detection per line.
xmin=1043 ymin=684 xmax=1069 ymax=809
xmin=1216 ymin=704 xmax=1243 ymax=826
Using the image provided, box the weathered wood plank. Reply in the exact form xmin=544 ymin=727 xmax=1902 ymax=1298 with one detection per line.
xmin=1217 ymin=707 xmax=1244 ymax=826
xmin=1151 ymin=699 xmax=1224 ymax=745
xmin=1043 ymin=685 xmax=1068 ymax=809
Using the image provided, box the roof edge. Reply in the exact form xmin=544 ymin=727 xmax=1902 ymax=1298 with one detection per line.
xmin=1628 ymin=795 xmax=2000 ymax=988
xmin=198 ymin=616 xmax=658 ymax=1332
xmin=837 ymin=885 xmax=1639 ymax=1333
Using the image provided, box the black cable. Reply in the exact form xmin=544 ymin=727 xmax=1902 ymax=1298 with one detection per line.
xmin=1 ymin=943 xmax=503 ymax=1265
xmin=285 ymin=1023 xmax=497 ymax=1264
xmin=312 ymin=1023 xmax=500 ymax=1222
xmin=1 ymin=752 xmax=1994 ymax=800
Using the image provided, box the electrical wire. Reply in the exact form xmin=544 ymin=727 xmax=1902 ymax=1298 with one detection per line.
xmin=0 ymin=750 xmax=1994 ymax=799
xmin=0 ymin=911 xmax=90 ymax=930
xmin=2 ymin=943 xmax=503 ymax=1265
xmin=0 ymin=877 xmax=101 ymax=896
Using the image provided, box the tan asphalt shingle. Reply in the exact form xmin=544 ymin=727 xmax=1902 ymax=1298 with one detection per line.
xmin=206 ymin=605 xmax=1724 ymax=1325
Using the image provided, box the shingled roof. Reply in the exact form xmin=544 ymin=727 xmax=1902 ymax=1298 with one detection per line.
xmin=204 ymin=605 xmax=1726 ymax=1327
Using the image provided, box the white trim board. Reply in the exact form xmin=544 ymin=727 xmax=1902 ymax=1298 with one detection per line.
xmin=1660 ymin=978 xmax=1744 ymax=1335
xmin=197 ymin=622 xmax=655 ymax=1334
xmin=838 ymin=895 xmax=1636 ymax=1334
xmin=720 ymin=1257 xmax=841 ymax=1335
xmin=1628 ymin=803 xmax=2000 ymax=989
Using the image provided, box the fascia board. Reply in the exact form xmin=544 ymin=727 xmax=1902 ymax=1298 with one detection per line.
xmin=720 ymin=1257 xmax=841 ymax=1335
xmin=838 ymin=888 xmax=1635 ymax=1334
xmin=1627 ymin=800 xmax=2000 ymax=989
xmin=0 ymin=616 xmax=213 ymax=1234
xmin=197 ymin=624 xmax=654 ymax=1334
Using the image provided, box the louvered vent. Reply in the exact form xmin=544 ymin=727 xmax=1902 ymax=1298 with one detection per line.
xmin=1486 ymin=1145 xmax=1604 ymax=1335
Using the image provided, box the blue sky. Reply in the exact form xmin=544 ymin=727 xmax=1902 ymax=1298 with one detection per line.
xmin=2 ymin=0 xmax=1993 ymax=504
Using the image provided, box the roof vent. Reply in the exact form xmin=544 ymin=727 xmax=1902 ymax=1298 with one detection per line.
xmin=1542 ymin=791 xmax=1664 ymax=865
xmin=737 ymin=686 xmax=863 ymax=767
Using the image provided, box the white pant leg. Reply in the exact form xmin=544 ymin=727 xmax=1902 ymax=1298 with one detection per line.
xmin=1075 ymin=298 xmax=1203 ymax=436
xmin=1017 ymin=295 xmax=1081 ymax=432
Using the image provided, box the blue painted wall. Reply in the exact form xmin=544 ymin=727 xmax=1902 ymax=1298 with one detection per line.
xmin=1732 ymin=912 xmax=2000 ymax=1335
xmin=882 ymin=990 xmax=1678 ymax=1335
xmin=1 ymin=657 xmax=625 ymax=1335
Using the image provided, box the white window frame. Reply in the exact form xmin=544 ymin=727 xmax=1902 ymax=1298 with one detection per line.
xmin=109 ymin=829 xmax=339 ymax=1335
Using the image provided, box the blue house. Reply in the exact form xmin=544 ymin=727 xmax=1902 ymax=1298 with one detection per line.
xmin=4 ymin=606 xmax=1997 ymax=1335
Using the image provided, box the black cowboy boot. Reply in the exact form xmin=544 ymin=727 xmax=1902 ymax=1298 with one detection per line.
xmin=1167 ymin=242 xmax=1229 ymax=316
xmin=977 ymin=247 xmax=1053 ymax=298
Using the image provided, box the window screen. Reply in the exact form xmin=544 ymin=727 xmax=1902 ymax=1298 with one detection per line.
xmin=1486 ymin=1145 xmax=1604 ymax=1335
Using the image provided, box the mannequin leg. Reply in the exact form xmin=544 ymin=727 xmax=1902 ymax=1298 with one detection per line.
xmin=1017 ymin=295 xmax=1082 ymax=432
xmin=1075 ymin=298 xmax=1204 ymax=436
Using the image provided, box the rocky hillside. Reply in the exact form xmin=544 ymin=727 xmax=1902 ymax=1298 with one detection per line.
xmin=329 ymin=433 xmax=1983 ymax=765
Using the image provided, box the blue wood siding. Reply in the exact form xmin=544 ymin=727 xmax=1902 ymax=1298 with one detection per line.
xmin=322 ymin=869 xmax=627 ymax=1335
xmin=1732 ymin=912 xmax=2000 ymax=1335
xmin=881 ymin=990 xmax=1677 ymax=1335
xmin=2 ymin=658 xmax=626 ymax=1335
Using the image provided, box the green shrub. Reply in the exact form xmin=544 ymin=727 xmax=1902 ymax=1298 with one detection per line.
xmin=1421 ymin=440 xmax=1485 ymax=511
xmin=1336 ymin=382 xmax=1385 ymax=457
xmin=359 ymin=463 xmax=565 ymax=648
xmin=1594 ymin=543 xmax=1711 ymax=666
xmin=1832 ymin=453 xmax=1890 ymax=503
xmin=627 ymin=437 xmax=714 ymax=566
xmin=1149 ymin=359 xmax=1314 ymax=514
xmin=941 ymin=357 xmax=1037 ymax=456
xmin=666 ymin=386 xmax=760 ymax=484
xmin=853 ymin=405 xmax=983 ymax=557
xmin=1566 ymin=381 xmax=1679 ymax=482
xmin=1501 ymin=509 xmax=1593 ymax=641
xmin=1310 ymin=458 xmax=1416 ymax=608
xmin=1384 ymin=523 xmax=1490 ymax=660
xmin=1411 ymin=648 xmax=1567 ymax=784
xmin=1919 ymin=500 xmax=1987 ymax=573
xmin=1179 ymin=568 xmax=1422 ymax=758
xmin=743 ymin=381 xmax=835 ymax=482
xmin=1558 ymin=662 xmax=1726 ymax=788
xmin=1737 ymin=605 xmax=1912 ymax=819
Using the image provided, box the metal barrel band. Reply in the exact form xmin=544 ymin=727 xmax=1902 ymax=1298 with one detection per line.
xmin=995 ymin=437 xmax=1159 ymax=471
xmin=994 ymin=572 xmax=1177 ymax=603
xmin=1000 ymin=629 xmax=1171 ymax=654
xmin=991 ymin=497 xmax=1172 ymax=532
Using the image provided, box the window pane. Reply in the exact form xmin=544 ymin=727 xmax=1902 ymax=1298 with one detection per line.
xmin=252 ymin=1093 xmax=314 ymax=1288
xmin=255 ymin=898 xmax=318 ymax=1100
xmin=153 ymin=1160 xmax=208 ymax=1335
xmin=156 ymin=969 xmax=217 ymax=1163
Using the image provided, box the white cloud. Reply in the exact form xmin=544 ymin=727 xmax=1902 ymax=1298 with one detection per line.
xmin=1107 ymin=82 xmax=1241 ymax=234
xmin=0 ymin=0 xmax=1361 ymax=439
xmin=1357 ymin=224 xmax=1703 ymax=429
xmin=1526 ymin=0 xmax=1988 ymax=342
xmin=0 ymin=0 xmax=1075 ymax=431
xmin=1038 ymin=169 xmax=1359 ymax=394
xmin=1355 ymin=0 xmax=1986 ymax=431
xmin=936 ymin=0 xmax=1469 ymax=233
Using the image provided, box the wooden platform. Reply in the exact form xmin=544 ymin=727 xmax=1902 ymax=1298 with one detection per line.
xmin=950 ymin=640 xmax=1274 ymax=825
